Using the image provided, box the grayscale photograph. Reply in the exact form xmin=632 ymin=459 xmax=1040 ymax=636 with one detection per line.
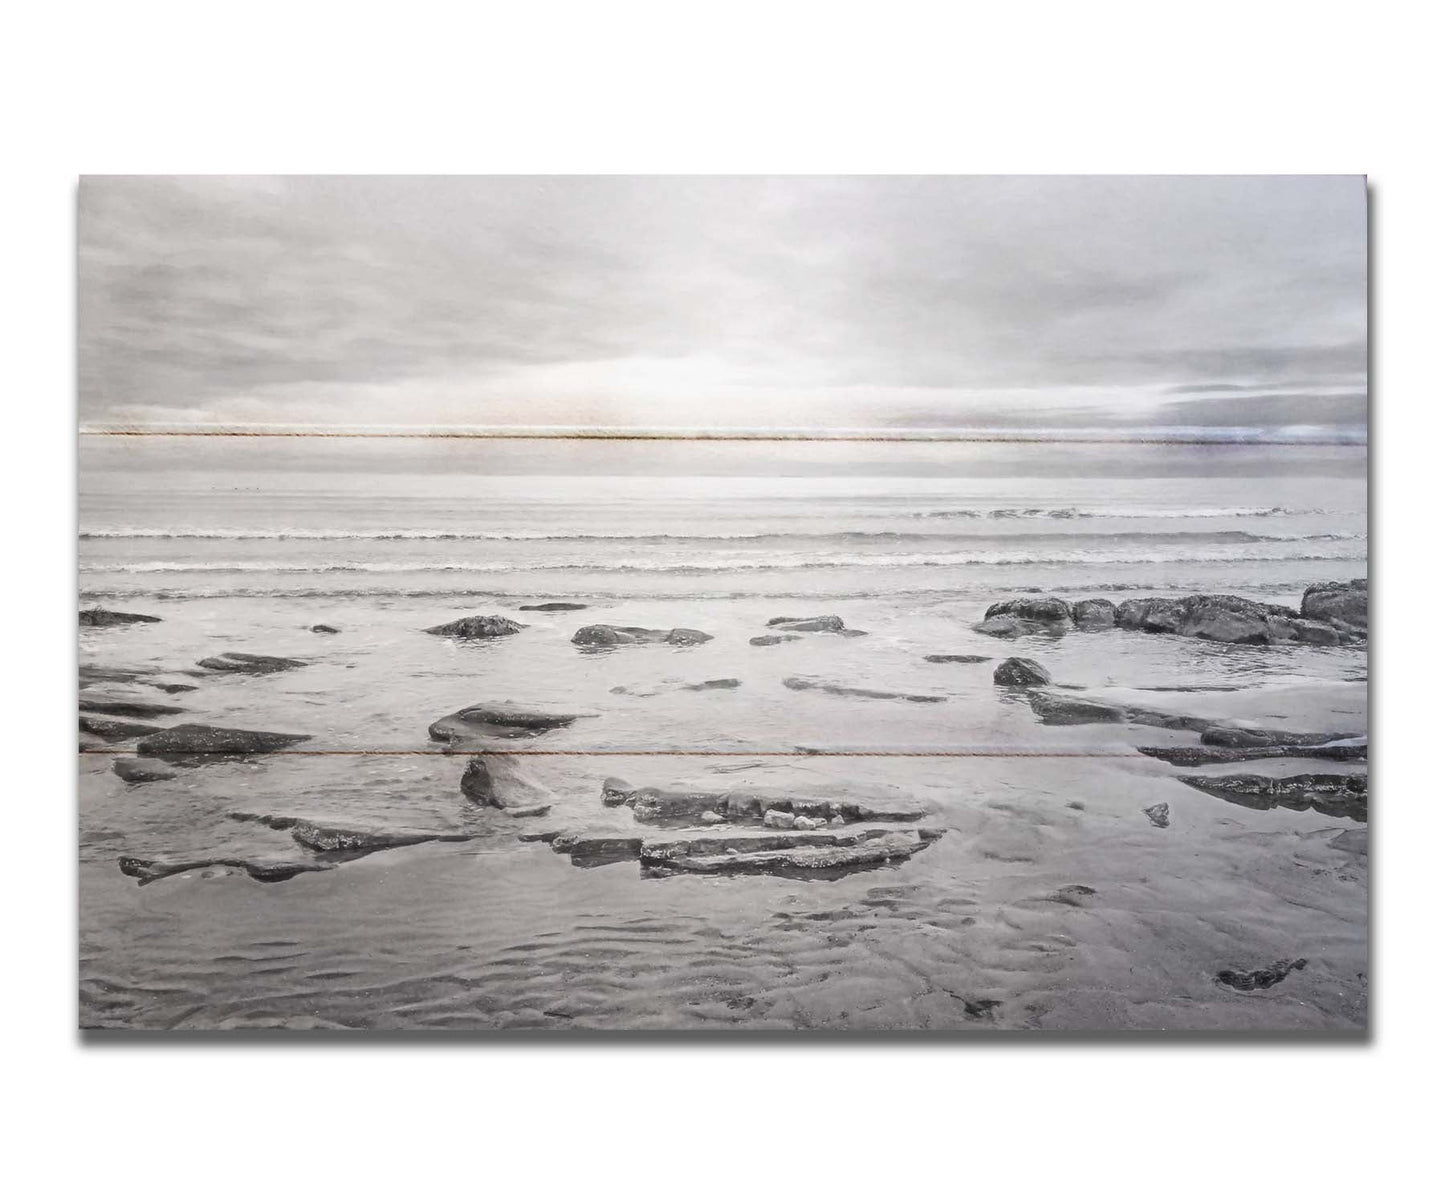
xmin=77 ymin=175 xmax=1367 ymax=1031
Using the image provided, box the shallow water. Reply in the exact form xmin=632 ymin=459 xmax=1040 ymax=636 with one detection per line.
xmin=78 ymin=445 xmax=1368 ymax=1030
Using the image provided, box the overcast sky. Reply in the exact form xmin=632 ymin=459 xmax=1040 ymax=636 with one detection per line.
xmin=78 ymin=176 xmax=1366 ymax=435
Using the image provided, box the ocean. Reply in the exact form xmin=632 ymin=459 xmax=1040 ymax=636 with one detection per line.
xmin=78 ymin=443 xmax=1369 ymax=1030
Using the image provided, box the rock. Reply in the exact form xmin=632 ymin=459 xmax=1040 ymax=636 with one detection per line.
xmin=637 ymin=827 xmax=943 ymax=877
xmin=1178 ymin=773 xmax=1367 ymax=821
xmin=1027 ymin=693 xmax=1126 ymax=725
xmin=1137 ymin=739 xmax=1367 ymax=766
xmin=154 ymin=682 xmax=198 ymax=694
xmin=1215 ymin=958 xmax=1308 ymax=992
xmin=763 ymin=809 xmax=796 ymax=829
xmin=195 ymin=652 xmax=308 ymax=674
xmin=766 ymin=614 xmax=846 ymax=632
xmin=1142 ymin=802 xmax=1171 ymax=828
xmin=428 ymin=703 xmax=595 ymax=744
xmin=1199 ymin=724 xmax=1360 ymax=750
xmin=80 ymin=715 xmax=165 ymax=742
xmin=550 ymin=835 xmax=645 ymax=867
xmin=80 ymin=607 xmax=160 ymax=627
xmin=310 ymin=624 xmax=340 ymax=634
xmin=1071 ymin=598 xmax=1118 ymax=628
xmin=750 ymin=634 xmax=802 ymax=646
xmin=112 ymin=757 xmax=177 ymax=783
xmin=792 ymin=815 xmax=827 ymax=831
xmin=230 ymin=812 xmax=471 ymax=853
xmin=782 ymin=676 xmax=944 ymax=703
xmin=1301 ymin=579 xmax=1367 ymax=631
xmin=77 ymin=697 xmax=186 ymax=719
xmin=993 ymin=657 xmax=1051 ymax=687
xmin=1290 ymin=619 xmax=1341 ymax=646
xmin=699 ymin=810 xmax=724 ymax=825
xmin=973 ymin=615 xmax=1032 ymax=638
xmin=1329 ymin=829 xmax=1368 ymax=856
xmin=680 ymin=678 xmax=741 ymax=691
xmin=572 ymin=624 xmax=712 ymax=647
xmin=1173 ymin=595 xmax=1285 ymax=645
xmin=424 ymin=615 xmax=525 ymax=638
xmin=984 ymin=597 xmax=1073 ymax=624
xmin=458 ymin=755 xmax=557 ymax=816
xmin=1115 ymin=597 xmax=1187 ymax=633
xmin=924 ymin=654 xmax=991 ymax=664
xmin=518 ymin=602 xmax=588 ymax=612
xmin=118 ymin=855 xmax=333 ymax=886
xmin=136 ymin=724 xmax=311 ymax=757
xmin=600 ymin=779 xmax=928 ymax=826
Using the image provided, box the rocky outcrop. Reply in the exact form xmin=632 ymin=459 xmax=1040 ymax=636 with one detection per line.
xmin=993 ymin=657 xmax=1050 ymax=687
xmin=750 ymin=634 xmax=802 ymax=646
xmin=196 ymin=652 xmax=308 ymax=675
xmin=118 ymin=855 xmax=332 ymax=886
xmin=424 ymin=615 xmax=525 ymax=639
xmin=783 ymin=676 xmax=944 ymax=703
xmin=112 ymin=757 xmax=178 ymax=783
xmin=229 ymin=811 xmax=472 ymax=853
xmin=1071 ymin=598 xmax=1118 ymax=628
xmin=428 ymin=703 xmax=595 ymax=745
xmin=1301 ymin=579 xmax=1367 ymax=632
xmin=1115 ymin=597 xmax=1188 ymax=633
xmin=572 ymin=624 xmax=712 ymax=647
xmin=519 ymin=602 xmax=588 ymax=612
xmin=78 ymin=698 xmax=186 ymax=719
xmin=1178 ymin=772 xmax=1367 ymax=821
xmin=985 ymin=597 xmax=1073 ymax=624
xmin=136 ymin=724 xmax=311 ymax=758
xmin=1215 ymin=957 xmax=1308 ymax=992
xmin=924 ymin=654 xmax=991 ymax=664
xmin=600 ymin=778 xmax=928 ymax=825
xmin=80 ymin=715 xmax=164 ymax=742
xmin=80 ymin=607 xmax=160 ymax=627
xmin=458 ymin=755 xmax=556 ymax=817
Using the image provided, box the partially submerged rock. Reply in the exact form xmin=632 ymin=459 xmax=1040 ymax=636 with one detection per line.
xmin=1137 ymin=737 xmax=1367 ymax=766
xmin=77 ymin=697 xmax=186 ymax=719
xmin=1199 ymin=724 xmax=1361 ymax=750
xmin=1142 ymin=802 xmax=1171 ymax=828
xmin=230 ymin=811 xmax=472 ymax=853
xmin=1178 ymin=773 xmax=1367 ymax=821
xmin=764 ymin=615 xmax=866 ymax=636
xmin=783 ymin=675 xmax=944 ymax=703
xmin=750 ymin=633 xmax=802 ymax=646
xmin=118 ymin=855 xmax=333 ymax=886
xmin=551 ymin=834 xmax=645 ymax=867
xmin=1300 ymin=579 xmax=1367 ymax=632
xmin=1027 ymin=693 xmax=1126 ymax=725
xmin=425 ymin=614 xmax=525 ymax=639
xmin=572 ymin=624 xmax=712 ymax=647
xmin=637 ymin=827 xmax=944 ymax=878
xmin=1071 ymin=598 xmax=1118 ymax=628
xmin=924 ymin=654 xmax=991 ymax=664
xmin=985 ymin=597 xmax=1073 ymax=624
xmin=80 ymin=715 xmax=165 ymax=742
xmin=80 ymin=607 xmax=160 ymax=627
xmin=429 ymin=703 xmax=595 ymax=745
xmin=112 ymin=757 xmax=178 ymax=783
xmin=1215 ymin=957 xmax=1308 ymax=992
xmin=459 ymin=755 xmax=557 ymax=817
xmin=680 ymin=678 xmax=741 ymax=691
xmin=993 ymin=657 xmax=1051 ymax=687
xmin=600 ymin=778 xmax=929 ymax=826
xmin=196 ymin=652 xmax=308 ymax=675
xmin=518 ymin=602 xmax=589 ymax=612
xmin=136 ymin=724 xmax=311 ymax=758
xmin=310 ymin=624 xmax=340 ymax=634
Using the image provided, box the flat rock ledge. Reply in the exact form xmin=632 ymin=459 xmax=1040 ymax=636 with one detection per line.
xmin=976 ymin=582 xmax=1367 ymax=645
xmin=81 ymin=715 xmax=165 ymax=742
xmin=229 ymin=811 xmax=473 ymax=853
xmin=429 ymin=703 xmax=596 ymax=745
xmin=78 ymin=697 xmax=186 ymax=719
xmin=136 ymin=724 xmax=311 ymax=758
xmin=924 ymin=654 xmax=991 ymax=664
xmin=572 ymin=624 xmax=712 ymax=647
xmin=783 ymin=675 xmax=944 ymax=704
xmin=80 ymin=607 xmax=161 ymax=627
xmin=1137 ymin=737 xmax=1367 ymax=766
xmin=425 ymin=614 xmax=525 ymax=638
xmin=118 ymin=855 xmax=333 ymax=886
xmin=600 ymin=778 xmax=929 ymax=825
xmin=196 ymin=652 xmax=308 ymax=675
xmin=1178 ymin=772 xmax=1367 ymax=821
xmin=549 ymin=826 xmax=945 ymax=877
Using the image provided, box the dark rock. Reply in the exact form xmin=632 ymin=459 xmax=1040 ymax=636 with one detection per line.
xmin=551 ymin=834 xmax=646 ymax=867
xmin=230 ymin=811 xmax=471 ymax=853
xmin=679 ymin=678 xmax=741 ymax=691
xmin=155 ymin=682 xmax=198 ymax=694
xmin=1045 ymin=884 xmax=1098 ymax=907
xmin=750 ymin=634 xmax=802 ymax=646
xmin=783 ymin=675 xmax=944 ymax=703
xmin=118 ymin=855 xmax=333 ymax=886
xmin=1290 ymin=619 xmax=1341 ymax=646
xmin=1115 ymin=597 xmax=1187 ymax=634
xmin=80 ymin=715 xmax=165 ymax=742
xmin=1137 ymin=739 xmax=1367 ymax=766
xmin=1301 ymin=579 xmax=1367 ymax=631
xmin=77 ymin=697 xmax=186 ymax=719
xmin=763 ymin=615 xmax=864 ymax=635
xmin=572 ymin=624 xmax=712 ymax=647
xmin=518 ymin=602 xmax=589 ymax=612
xmin=1199 ymin=724 xmax=1361 ymax=750
xmin=1215 ymin=958 xmax=1308 ymax=992
xmin=1027 ymin=693 xmax=1126 ymax=725
xmin=458 ymin=755 xmax=556 ymax=816
xmin=425 ymin=614 xmax=525 ymax=639
xmin=924 ymin=654 xmax=991 ymax=664
xmin=961 ymin=999 xmax=1003 ymax=1020
xmin=984 ymin=597 xmax=1073 ymax=624
xmin=80 ymin=607 xmax=160 ymax=627
xmin=633 ymin=828 xmax=943 ymax=877
xmin=196 ymin=652 xmax=308 ymax=675
xmin=1178 ymin=773 xmax=1367 ymax=821
xmin=136 ymin=724 xmax=311 ymax=758
xmin=1071 ymin=598 xmax=1118 ymax=628
xmin=429 ymin=703 xmax=595 ymax=745
xmin=112 ymin=757 xmax=178 ymax=783
xmin=599 ymin=778 xmax=928 ymax=825
xmin=993 ymin=657 xmax=1051 ymax=687
xmin=1142 ymin=802 xmax=1171 ymax=828
xmin=310 ymin=624 xmax=340 ymax=634
xmin=973 ymin=615 xmax=1033 ymax=638
xmin=1172 ymin=595 xmax=1290 ymax=645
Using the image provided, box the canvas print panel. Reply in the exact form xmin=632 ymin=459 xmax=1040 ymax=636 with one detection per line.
xmin=78 ymin=177 xmax=1367 ymax=1031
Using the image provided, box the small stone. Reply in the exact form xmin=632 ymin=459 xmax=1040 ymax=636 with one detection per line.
xmin=699 ymin=810 xmax=724 ymax=825
xmin=1143 ymin=802 xmax=1171 ymax=828
xmin=763 ymin=809 xmax=796 ymax=829
xmin=792 ymin=815 xmax=827 ymax=831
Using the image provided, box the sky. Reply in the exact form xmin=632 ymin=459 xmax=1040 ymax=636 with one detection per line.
xmin=77 ymin=175 xmax=1366 ymax=438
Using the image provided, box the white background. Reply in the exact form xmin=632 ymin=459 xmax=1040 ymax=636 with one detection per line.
xmin=2 ymin=2 xmax=1437 ymax=1200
